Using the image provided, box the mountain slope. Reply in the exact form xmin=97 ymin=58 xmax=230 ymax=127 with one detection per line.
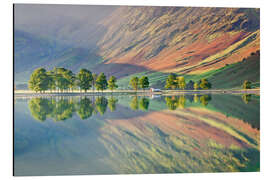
xmin=14 ymin=6 xmax=260 ymax=88
xmin=97 ymin=7 xmax=259 ymax=75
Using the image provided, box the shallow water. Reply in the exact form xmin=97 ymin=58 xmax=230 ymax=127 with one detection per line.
xmin=14 ymin=94 xmax=260 ymax=176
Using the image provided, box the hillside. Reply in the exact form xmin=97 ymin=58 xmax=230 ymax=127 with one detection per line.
xmin=14 ymin=5 xmax=260 ymax=89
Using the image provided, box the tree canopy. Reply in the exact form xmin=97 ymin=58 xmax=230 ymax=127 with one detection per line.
xmin=95 ymin=73 xmax=108 ymax=91
xmin=139 ymin=76 xmax=150 ymax=90
xmin=108 ymin=76 xmax=118 ymax=91
xmin=77 ymin=69 xmax=93 ymax=92
xmin=129 ymin=77 xmax=139 ymax=91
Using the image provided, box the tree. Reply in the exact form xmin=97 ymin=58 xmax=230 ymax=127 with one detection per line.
xmin=77 ymin=69 xmax=93 ymax=92
xmin=95 ymin=73 xmax=108 ymax=92
xmin=129 ymin=77 xmax=139 ymax=91
xmin=108 ymin=76 xmax=118 ymax=91
xmin=139 ymin=76 xmax=150 ymax=91
xmin=177 ymin=76 xmax=186 ymax=90
xmin=46 ymin=70 xmax=56 ymax=92
xmin=194 ymin=82 xmax=199 ymax=90
xmin=186 ymin=80 xmax=195 ymax=90
xmin=53 ymin=67 xmax=71 ymax=92
xmin=243 ymin=80 xmax=252 ymax=89
xmin=165 ymin=74 xmax=177 ymax=90
xmin=28 ymin=68 xmax=49 ymax=93
xmin=92 ymin=73 xmax=97 ymax=91
xmin=64 ymin=70 xmax=76 ymax=92
xmin=199 ymin=78 xmax=212 ymax=90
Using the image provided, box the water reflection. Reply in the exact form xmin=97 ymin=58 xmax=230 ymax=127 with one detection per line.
xmin=165 ymin=94 xmax=212 ymax=110
xmin=15 ymin=93 xmax=260 ymax=175
xmin=28 ymin=94 xmax=257 ymax=123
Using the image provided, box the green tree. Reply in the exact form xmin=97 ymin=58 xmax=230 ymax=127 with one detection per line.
xmin=243 ymin=80 xmax=252 ymax=89
xmin=194 ymin=82 xmax=199 ymax=90
xmin=108 ymin=76 xmax=118 ymax=91
xmin=129 ymin=77 xmax=139 ymax=91
xmin=165 ymin=74 xmax=177 ymax=90
xmin=177 ymin=76 xmax=186 ymax=90
xmin=53 ymin=67 xmax=71 ymax=92
xmin=92 ymin=73 xmax=97 ymax=91
xmin=186 ymin=80 xmax=195 ymax=90
xmin=95 ymin=73 xmax=108 ymax=92
xmin=64 ymin=70 xmax=76 ymax=92
xmin=77 ymin=69 xmax=93 ymax=92
xmin=139 ymin=97 xmax=150 ymax=111
xmin=46 ymin=70 xmax=56 ymax=92
xmin=76 ymin=98 xmax=94 ymax=120
xmin=139 ymin=76 xmax=150 ymax=91
xmin=95 ymin=97 xmax=108 ymax=115
xmin=199 ymin=79 xmax=212 ymax=90
xmin=28 ymin=68 xmax=49 ymax=93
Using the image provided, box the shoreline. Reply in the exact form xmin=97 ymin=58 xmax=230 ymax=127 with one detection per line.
xmin=14 ymin=89 xmax=260 ymax=98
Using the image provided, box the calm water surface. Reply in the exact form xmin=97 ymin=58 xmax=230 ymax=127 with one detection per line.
xmin=14 ymin=94 xmax=260 ymax=176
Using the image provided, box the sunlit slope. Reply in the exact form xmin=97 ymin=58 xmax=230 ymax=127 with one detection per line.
xmin=97 ymin=7 xmax=259 ymax=76
xmin=99 ymin=107 xmax=259 ymax=173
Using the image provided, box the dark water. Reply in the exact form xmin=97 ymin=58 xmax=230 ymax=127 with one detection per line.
xmin=14 ymin=94 xmax=260 ymax=176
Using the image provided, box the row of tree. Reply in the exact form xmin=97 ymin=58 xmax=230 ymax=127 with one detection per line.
xmin=129 ymin=76 xmax=150 ymax=91
xmin=28 ymin=67 xmax=118 ymax=92
xmin=165 ymin=74 xmax=212 ymax=90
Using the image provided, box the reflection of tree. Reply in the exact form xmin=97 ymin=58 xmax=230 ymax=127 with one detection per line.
xmin=76 ymin=97 xmax=94 ymax=120
xmin=193 ymin=94 xmax=199 ymax=103
xmin=29 ymin=98 xmax=53 ymax=122
xmin=242 ymin=94 xmax=252 ymax=104
xmin=200 ymin=95 xmax=212 ymax=106
xmin=108 ymin=97 xmax=118 ymax=112
xmin=51 ymin=99 xmax=75 ymax=121
xmin=95 ymin=97 xmax=108 ymax=115
xmin=139 ymin=97 xmax=150 ymax=111
xmin=130 ymin=96 xmax=139 ymax=111
xmin=165 ymin=96 xmax=178 ymax=110
xmin=178 ymin=95 xmax=186 ymax=109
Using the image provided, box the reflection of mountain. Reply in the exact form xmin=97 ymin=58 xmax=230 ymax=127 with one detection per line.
xmin=99 ymin=106 xmax=259 ymax=173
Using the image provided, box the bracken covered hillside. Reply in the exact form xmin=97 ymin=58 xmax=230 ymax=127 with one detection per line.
xmin=97 ymin=7 xmax=259 ymax=76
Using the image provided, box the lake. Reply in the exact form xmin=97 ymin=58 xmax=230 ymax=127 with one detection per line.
xmin=14 ymin=94 xmax=260 ymax=176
